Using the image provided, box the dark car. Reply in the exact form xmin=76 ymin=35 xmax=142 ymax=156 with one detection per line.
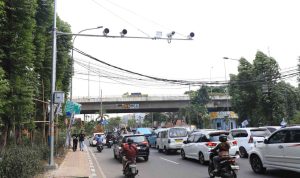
xmin=113 ymin=134 xmax=149 ymax=163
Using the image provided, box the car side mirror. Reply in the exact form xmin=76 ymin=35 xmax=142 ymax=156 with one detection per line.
xmin=264 ymin=138 xmax=269 ymax=144
xmin=183 ymin=141 xmax=187 ymax=144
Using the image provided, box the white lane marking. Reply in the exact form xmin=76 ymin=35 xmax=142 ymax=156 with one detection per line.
xmin=87 ymin=146 xmax=107 ymax=178
xmin=159 ymin=157 xmax=179 ymax=165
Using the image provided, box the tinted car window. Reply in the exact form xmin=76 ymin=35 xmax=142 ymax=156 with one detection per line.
xmin=194 ymin=135 xmax=201 ymax=142
xmin=187 ymin=135 xmax=195 ymax=143
xmin=169 ymin=128 xmax=187 ymax=138
xmin=269 ymin=130 xmax=288 ymax=144
xmin=124 ymin=136 xmax=146 ymax=143
xmin=288 ymin=130 xmax=300 ymax=143
xmin=267 ymin=127 xmax=277 ymax=133
xmin=231 ymin=130 xmax=248 ymax=137
xmin=250 ymin=129 xmax=271 ymax=137
xmin=209 ymin=132 xmax=233 ymax=141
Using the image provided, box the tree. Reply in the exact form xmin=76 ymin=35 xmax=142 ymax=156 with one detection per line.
xmin=229 ymin=58 xmax=258 ymax=125
xmin=127 ymin=118 xmax=136 ymax=128
xmin=181 ymin=86 xmax=210 ymax=128
xmin=144 ymin=112 xmax=167 ymax=126
xmin=107 ymin=117 xmax=121 ymax=131
xmin=229 ymin=51 xmax=299 ymax=126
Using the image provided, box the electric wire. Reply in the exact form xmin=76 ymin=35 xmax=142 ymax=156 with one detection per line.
xmin=73 ymin=47 xmax=300 ymax=87
xmin=101 ymin=0 xmax=187 ymax=38
xmin=90 ymin=0 xmax=151 ymax=37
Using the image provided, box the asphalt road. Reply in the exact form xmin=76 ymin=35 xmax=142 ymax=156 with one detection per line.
xmin=87 ymin=145 xmax=300 ymax=178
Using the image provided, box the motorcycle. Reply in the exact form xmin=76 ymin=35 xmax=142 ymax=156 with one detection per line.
xmin=97 ymin=142 xmax=104 ymax=152
xmin=208 ymin=150 xmax=239 ymax=178
xmin=123 ymin=160 xmax=138 ymax=178
xmin=107 ymin=140 xmax=113 ymax=148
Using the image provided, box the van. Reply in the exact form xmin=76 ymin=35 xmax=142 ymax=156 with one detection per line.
xmin=156 ymin=127 xmax=188 ymax=154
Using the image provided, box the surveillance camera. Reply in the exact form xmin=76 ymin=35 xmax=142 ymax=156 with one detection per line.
xmin=167 ymin=31 xmax=175 ymax=38
xmin=103 ymin=28 xmax=110 ymax=36
xmin=187 ymin=32 xmax=195 ymax=39
xmin=120 ymin=29 xmax=127 ymax=37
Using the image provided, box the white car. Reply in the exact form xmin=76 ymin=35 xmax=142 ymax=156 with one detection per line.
xmin=181 ymin=130 xmax=239 ymax=165
xmin=156 ymin=127 xmax=188 ymax=154
xmin=230 ymin=128 xmax=271 ymax=158
xmin=259 ymin=126 xmax=281 ymax=133
xmin=249 ymin=126 xmax=300 ymax=173
xmin=89 ymin=132 xmax=106 ymax=146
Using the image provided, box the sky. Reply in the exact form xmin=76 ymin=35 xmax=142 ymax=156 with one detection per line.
xmin=57 ymin=0 xmax=300 ymax=99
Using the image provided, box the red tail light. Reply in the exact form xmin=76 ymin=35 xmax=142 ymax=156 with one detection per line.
xmin=248 ymin=136 xmax=253 ymax=143
xmin=206 ymin=142 xmax=217 ymax=147
xmin=232 ymin=140 xmax=237 ymax=145
xmin=142 ymin=141 xmax=149 ymax=147
xmin=229 ymin=159 xmax=236 ymax=163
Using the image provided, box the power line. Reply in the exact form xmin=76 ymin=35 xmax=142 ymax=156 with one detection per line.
xmin=90 ymin=0 xmax=151 ymax=37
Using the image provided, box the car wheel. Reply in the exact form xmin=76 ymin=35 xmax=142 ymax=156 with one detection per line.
xmin=158 ymin=146 xmax=162 ymax=153
xmin=239 ymin=147 xmax=248 ymax=158
xmin=181 ymin=149 xmax=186 ymax=160
xmin=250 ymin=154 xmax=266 ymax=174
xmin=164 ymin=147 xmax=169 ymax=155
xmin=144 ymin=156 xmax=149 ymax=161
xmin=198 ymin=152 xmax=205 ymax=165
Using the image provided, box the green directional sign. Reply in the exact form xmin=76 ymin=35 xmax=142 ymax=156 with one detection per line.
xmin=65 ymin=100 xmax=81 ymax=117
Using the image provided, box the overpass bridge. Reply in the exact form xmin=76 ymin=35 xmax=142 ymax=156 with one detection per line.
xmin=73 ymin=95 xmax=231 ymax=114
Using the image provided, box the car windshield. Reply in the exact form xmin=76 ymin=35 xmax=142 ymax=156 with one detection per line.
xmin=208 ymin=132 xmax=233 ymax=141
xmin=250 ymin=129 xmax=271 ymax=137
xmin=169 ymin=128 xmax=187 ymax=138
xmin=125 ymin=136 xmax=146 ymax=143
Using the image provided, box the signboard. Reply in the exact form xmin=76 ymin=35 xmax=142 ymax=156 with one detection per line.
xmin=65 ymin=100 xmax=81 ymax=117
xmin=54 ymin=91 xmax=65 ymax=104
xmin=119 ymin=103 xmax=140 ymax=109
xmin=210 ymin=111 xmax=238 ymax=119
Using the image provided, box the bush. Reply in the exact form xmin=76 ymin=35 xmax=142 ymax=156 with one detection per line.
xmin=0 ymin=146 xmax=43 ymax=178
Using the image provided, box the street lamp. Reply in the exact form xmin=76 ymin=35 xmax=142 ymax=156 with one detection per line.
xmin=70 ymin=26 xmax=103 ymax=101
xmin=222 ymin=57 xmax=240 ymax=112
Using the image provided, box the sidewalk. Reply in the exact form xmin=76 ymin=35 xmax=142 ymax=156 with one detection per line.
xmin=44 ymin=148 xmax=92 ymax=178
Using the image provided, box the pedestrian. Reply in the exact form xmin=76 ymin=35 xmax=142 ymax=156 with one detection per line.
xmin=79 ymin=130 xmax=85 ymax=151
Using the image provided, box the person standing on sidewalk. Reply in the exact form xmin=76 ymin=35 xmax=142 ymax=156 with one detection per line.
xmin=79 ymin=130 xmax=85 ymax=151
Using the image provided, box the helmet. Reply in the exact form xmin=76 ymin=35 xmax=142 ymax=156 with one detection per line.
xmin=127 ymin=138 xmax=133 ymax=144
xmin=219 ymin=134 xmax=227 ymax=142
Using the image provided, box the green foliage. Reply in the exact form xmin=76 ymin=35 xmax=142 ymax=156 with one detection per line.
xmin=107 ymin=117 xmax=121 ymax=130
xmin=0 ymin=68 xmax=9 ymax=115
xmin=127 ymin=118 xmax=137 ymax=128
xmin=290 ymin=111 xmax=300 ymax=125
xmin=144 ymin=113 xmax=167 ymax=126
xmin=0 ymin=0 xmax=72 ymax=148
xmin=229 ymin=51 xmax=300 ymax=126
xmin=181 ymin=86 xmax=210 ymax=128
xmin=84 ymin=120 xmax=97 ymax=135
xmin=0 ymin=146 xmax=43 ymax=178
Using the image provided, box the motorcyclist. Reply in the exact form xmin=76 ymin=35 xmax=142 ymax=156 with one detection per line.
xmin=211 ymin=134 xmax=230 ymax=173
xmin=121 ymin=138 xmax=138 ymax=172
xmin=96 ymin=134 xmax=103 ymax=145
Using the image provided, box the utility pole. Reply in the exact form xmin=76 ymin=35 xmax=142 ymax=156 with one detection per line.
xmin=49 ymin=0 xmax=57 ymax=168
xmin=88 ymin=61 xmax=90 ymax=99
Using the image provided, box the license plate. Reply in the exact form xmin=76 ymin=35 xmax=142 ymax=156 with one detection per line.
xmin=137 ymin=146 xmax=141 ymax=149
xmin=175 ymin=139 xmax=183 ymax=143
xmin=231 ymin=165 xmax=240 ymax=170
